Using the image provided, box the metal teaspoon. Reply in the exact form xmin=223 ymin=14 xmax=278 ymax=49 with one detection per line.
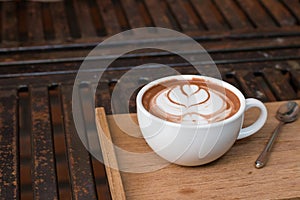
xmin=255 ymin=101 xmax=299 ymax=169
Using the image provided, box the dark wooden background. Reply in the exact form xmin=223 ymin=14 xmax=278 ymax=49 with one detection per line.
xmin=1 ymin=0 xmax=300 ymax=199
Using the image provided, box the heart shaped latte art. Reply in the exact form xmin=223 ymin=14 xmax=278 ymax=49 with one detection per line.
xmin=167 ymin=84 xmax=210 ymax=108
xmin=143 ymin=79 xmax=240 ymax=124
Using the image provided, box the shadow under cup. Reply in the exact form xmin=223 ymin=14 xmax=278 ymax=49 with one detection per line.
xmin=136 ymin=75 xmax=268 ymax=166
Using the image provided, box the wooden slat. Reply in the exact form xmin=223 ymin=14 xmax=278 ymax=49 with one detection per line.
xmin=30 ymin=86 xmax=58 ymax=199
xmin=122 ymin=0 xmax=145 ymax=28
xmin=1 ymin=1 xmax=18 ymax=43
xmin=190 ymin=0 xmax=227 ymax=31
xmin=64 ymin=0 xmax=81 ymax=39
xmin=282 ymin=0 xmax=300 ymax=24
xmin=166 ymin=0 xmax=199 ymax=31
xmin=0 ymin=2 xmax=2 ymax=42
xmin=256 ymin=48 xmax=300 ymax=60
xmin=222 ymin=72 xmax=241 ymax=91
xmin=88 ymin=0 xmax=107 ymax=36
xmin=110 ymin=79 xmax=130 ymax=114
xmin=214 ymin=0 xmax=252 ymax=29
xmin=253 ymin=75 xmax=277 ymax=102
xmin=49 ymin=1 xmax=70 ymax=41
xmin=235 ymin=70 xmax=261 ymax=99
xmin=203 ymin=36 xmax=300 ymax=52
xmin=41 ymin=2 xmax=55 ymax=41
xmin=95 ymin=80 xmax=112 ymax=113
xmin=289 ymin=69 xmax=300 ymax=98
xmin=0 ymin=89 xmax=18 ymax=199
xmin=282 ymin=0 xmax=300 ymax=25
xmin=111 ymin=0 xmax=131 ymax=31
xmin=17 ymin=1 xmax=28 ymax=42
xmin=262 ymin=68 xmax=297 ymax=100
xmin=95 ymin=0 xmax=121 ymax=35
xmin=290 ymin=70 xmax=300 ymax=90
xmin=3 ymin=35 xmax=300 ymax=64
xmin=234 ymin=70 xmax=276 ymax=102
xmin=260 ymin=0 xmax=296 ymax=27
xmin=144 ymin=0 xmax=173 ymax=29
xmin=72 ymin=0 xmax=97 ymax=38
xmin=61 ymin=84 xmax=98 ymax=199
xmin=106 ymin=75 xmax=142 ymax=114
xmin=78 ymin=83 xmax=101 ymax=157
xmin=26 ymin=2 xmax=44 ymax=43
xmin=183 ymin=0 xmax=207 ymax=30
xmin=236 ymin=0 xmax=276 ymax=28
xmin=92 ymin=158 xmax=112 ymax=200
xmin=136 ymin=0 xmax=154 ymax=27
xmin=108 ymin=79 xmax=118 ymax=114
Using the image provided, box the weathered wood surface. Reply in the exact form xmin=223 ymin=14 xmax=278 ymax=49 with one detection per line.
xmin=0 ymin=0 xmax=300 ymax=46
xmin=0 ymin=89 xmax=18 ymax=199
xmin=0 ymin=58 xmax=297 ymax=199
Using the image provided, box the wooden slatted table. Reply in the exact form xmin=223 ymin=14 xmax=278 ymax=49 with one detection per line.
xmin=1 ymin=0 xmax=300 ymax=47
xmin=0 ymin=0 xmax=300 ymax=199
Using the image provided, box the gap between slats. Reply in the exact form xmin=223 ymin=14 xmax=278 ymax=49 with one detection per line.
xmin=48 ymin=84 xmax=73 ymax=200
xmin=18 ymin=87 xmax=33 ymax=200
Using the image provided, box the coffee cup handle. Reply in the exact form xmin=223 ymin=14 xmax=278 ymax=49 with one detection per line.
xmin=237 ymin=98 xmax=268 ymax=140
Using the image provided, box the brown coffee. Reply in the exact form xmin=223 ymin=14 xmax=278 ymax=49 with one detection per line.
xmin=142 ymin=78 xmax=240 ymax=124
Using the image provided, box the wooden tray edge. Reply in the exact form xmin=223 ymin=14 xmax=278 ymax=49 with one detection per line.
xmin=95 ymin=107 xmax=126 ymax=200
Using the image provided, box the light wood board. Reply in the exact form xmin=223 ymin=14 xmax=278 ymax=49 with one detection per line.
xmin=96 ymin=101 xmax=300 ymax=200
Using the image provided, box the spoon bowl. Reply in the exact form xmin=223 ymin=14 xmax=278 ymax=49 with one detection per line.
xmin=276 ymin=101 xmax=299 ymax=123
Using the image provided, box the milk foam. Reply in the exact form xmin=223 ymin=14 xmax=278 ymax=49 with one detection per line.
xmin=147 ymin=82 xmax=236 ymax=124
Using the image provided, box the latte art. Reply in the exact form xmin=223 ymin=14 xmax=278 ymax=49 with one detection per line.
xmin=142 ymin=79 xmax=240 ymax=124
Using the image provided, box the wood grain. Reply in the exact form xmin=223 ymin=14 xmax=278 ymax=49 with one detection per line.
xmin=96 ymin=100 xmax=300 ymax=200
xmin=96 ymin=107 xmax=126 ymax=200
xmin=30 ymin=86 xmax=58 ymax=199
xmin=0 ymin=89 xmax=18 ymax=199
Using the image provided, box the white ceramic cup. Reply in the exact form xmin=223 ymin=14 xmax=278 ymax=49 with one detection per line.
xmin=136 ymin=75 xmax=268 ymax=166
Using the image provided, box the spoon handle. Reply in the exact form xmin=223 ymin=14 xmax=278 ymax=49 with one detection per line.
xmin=255 ymin=121 xmax=284 ymax=168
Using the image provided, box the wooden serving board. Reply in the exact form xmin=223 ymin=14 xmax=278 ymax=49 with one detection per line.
xmin=95 ymin=101 xmax=300 ymax=200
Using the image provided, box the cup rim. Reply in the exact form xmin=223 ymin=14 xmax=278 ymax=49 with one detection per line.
xmin=136 ymin=75 xmax=246 ymax=128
